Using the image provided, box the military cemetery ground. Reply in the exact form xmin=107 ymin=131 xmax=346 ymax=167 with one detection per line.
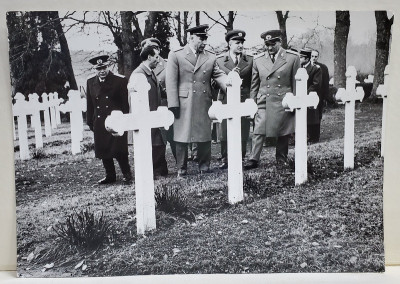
xmin=14 ymin=101 xmax=384 ymax=277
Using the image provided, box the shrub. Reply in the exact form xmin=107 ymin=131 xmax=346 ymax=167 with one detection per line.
xmin=53 ymin=209 xmax=111 ymax=250
xmin=80 ymin=142 xmax=95 ymax=154
xmin=243 ymin=173 xmax=264 ymax=195
xmin=32 ymin=148 xmax=47 ymax=159
xmin=155 ymin=184 xmax=189 ymax=215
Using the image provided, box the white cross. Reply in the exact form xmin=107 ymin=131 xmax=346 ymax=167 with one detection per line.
xmin=41 ymin=93 xmax=52 ymax=137
xmin=12 ymin=93 xmax=31 ymax=160
xmin=28 ymin=93 xmax=44 ymax=149
xmin=105 ymin=73 xmax=174 ymax=235
xmin=59 ymin=90 xmax=87 ymax=155
xmin=48 ymin=92 xmax=64 ymax=130
xmin=54 ymin=92 xmax=62 ymax=125
xmin=208 ymin=71 xmax=257 ymax=204
xmin=376 ymin=65 xmax=389 ymax=157
xmin=335 ymin=66 xmax=365 ymax=169
xmin=282 ymin=68 xmax=319 ymax=185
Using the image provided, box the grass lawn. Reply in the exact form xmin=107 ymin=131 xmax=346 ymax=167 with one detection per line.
xmin=14 ymin=102 xmax=384 ymax=277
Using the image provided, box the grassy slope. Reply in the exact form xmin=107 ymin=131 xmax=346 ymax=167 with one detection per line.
xmin=14 ymin=102 xmax=384 ymax=277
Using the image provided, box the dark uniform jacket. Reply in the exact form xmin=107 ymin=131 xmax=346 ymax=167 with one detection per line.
xmin=130 ymin=63 xmax=165 ymax=146
xmin=304 ymin=62 xmax=322 ymax=125
xmin=216 ymin=51 xmax=253 ymax=142
xmin=153 ymin=57 xmax=168 ymax=107
xmin=166 ymin=44 xmax=227 ymax=143
xmin=86 ymin=72 xmax=129 ymax=159
xmin=250 ymin=48 xmax=300 ymax=137
xmin=315 ymin=61 xmax=329 ymax=119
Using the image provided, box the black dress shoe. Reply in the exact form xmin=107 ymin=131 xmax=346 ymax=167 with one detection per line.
xmin=97 ymin=176 xmax=116 ymax=185
xmin=244 ymin=160 xmax=258 ymax=170
xmin=122 ymin=174 xmax=133 ymax=184
xmin=219 ymin=162 xmax=228 ymax=169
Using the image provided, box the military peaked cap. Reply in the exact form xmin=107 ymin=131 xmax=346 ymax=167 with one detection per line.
xmin=186 ymin=24 xmax=209 ymax=37
xmin=261 ymin=30 xmax=282 ymax=43
xmin=141 ymin=38 xmax=161 ymax=48
xmin=89 ymin=55 xmax=109 ymax=69
xmin=299 ymin=48 xmax=312 ymax=58
xmin=225 ymin=29 xmax=246 ymax=42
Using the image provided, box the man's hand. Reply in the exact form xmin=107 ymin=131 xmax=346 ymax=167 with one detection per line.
xmin=169 ymin=107 xmax=180 ymax=119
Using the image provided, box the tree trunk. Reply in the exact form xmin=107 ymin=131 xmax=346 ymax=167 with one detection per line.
xmin=276 ymin=11 xmax=289 ymax=49
xmin=371 ymin=11 xmax=393 ymax=100
xmin=334 ymin=11 xmax=350 ymax=88
xmin=50 ymin=12 xmax=78 ymax=90
xmin=227 ymin=11 xmax=234 ymax=31
xmin=120 ymin=11 xmax=135 ymax=78
xmin=144 ymin=12 xmax=157 ymax=38
xmin=196 ymin=11 xmax=200 ymax=25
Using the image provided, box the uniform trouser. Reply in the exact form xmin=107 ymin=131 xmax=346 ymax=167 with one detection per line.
xmin=176 ymin=141 xmax=211 ymax=171
xmin=308 ymin=123 xmax=321 ymax=142
xmin=166 ymin=127 xmax=177 ymax=161
xmin=221 ymin=140 xmax=247 ymax=163
xmin=102 ymin=155 xmax=131 ymax=178
xmin=153 ymin=144 xmax=168 ymax=175
xmin=249 ymin=134 xmax=290 ymax=162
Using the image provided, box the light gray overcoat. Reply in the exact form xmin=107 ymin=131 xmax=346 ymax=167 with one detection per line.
xmin=166 ymin=45 xmax=227 ymax=143
xmin=250 ymin=48 xmax=300 ymax=137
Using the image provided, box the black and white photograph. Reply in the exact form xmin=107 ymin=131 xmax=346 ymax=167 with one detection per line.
xmin=7 ymin=10 xmax=392 ymax=277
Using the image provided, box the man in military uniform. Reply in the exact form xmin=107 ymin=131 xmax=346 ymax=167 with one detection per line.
xmin=310 ymin=49 xmax=330 ymax=142
xmin=166 ymin=24 xmax=228 ymax=177
xmin=244 ymin=30 xmax=300 ymax=169
xmin=140 ymin=38 xmax=176 ymax=160
xmin=130 ymin=45 xmax=168 ymax=177
xmin=299 ymin=48 xmax=322 ymax=143
xmin=215 ymin=29 xmax=253 ymax=169
xmin=86 ymin=55 xmax=132 ymax=184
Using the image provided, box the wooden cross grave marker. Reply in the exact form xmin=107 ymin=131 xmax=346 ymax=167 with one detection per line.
xmin=28 ymin=93 xmax=44 ymax=149
xmin=105 ymin=73 xmax=174 ymax=235
xmin=48 ymin=92 xmax=63 ymax=130
xmin=376 ymin=65 xmax=389 ymax=157
xmin=282 ymin=68 xmax=319 ymax=185
xmin=208 ymin=71 xmax=257 ymax=204
xmin=335 ymin=66 xmax=365 ymax=170
xmin=41 ymin=93 xmax=53 ymax=138
xmin=12 ymin=93 xmax=31 ymax=160
xmin=59 ymin=90 xmax=87 ymax=155
xmin=54 ymin=92 xmax=62 ymax=125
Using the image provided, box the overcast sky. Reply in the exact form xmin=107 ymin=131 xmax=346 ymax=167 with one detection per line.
xmin=64 ymin=11 xmax=384 ymax=52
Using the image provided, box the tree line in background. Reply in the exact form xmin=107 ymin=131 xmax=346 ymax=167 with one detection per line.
xmin=6 ymin=11 xmax=393 ymax=102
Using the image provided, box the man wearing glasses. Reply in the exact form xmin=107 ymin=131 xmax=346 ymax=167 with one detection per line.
xmin=244 ymin=30 xmax=300 ymax=169
xmin=86 ymin=55 xmax=132 ymax=184
xmin=166 ymin=24 xmax=227 ymax=177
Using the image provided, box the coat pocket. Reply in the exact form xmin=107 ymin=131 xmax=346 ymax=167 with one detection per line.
xmin=179 ymin=89 xmax=189 ymax=98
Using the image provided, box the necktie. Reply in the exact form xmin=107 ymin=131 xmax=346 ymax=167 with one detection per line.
xmin=151 ymin=70 xmax=157 ymax=82
xmin=270 ymin=55 xmax=275 ymax=63
xmin=234 ymin=55 xmax=239 ymax=66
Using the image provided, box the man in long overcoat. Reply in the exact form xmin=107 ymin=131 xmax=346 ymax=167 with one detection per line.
xmin=299 ymin=48 xmax=322 ymax=143
xmin=86 ymin=55 xmax=132 ymax=184
xmin=244 ymin=30 xmax=300 ymax=169
xmin=130 ymin=45 xmax=168 ymax=176
xmin=140 ymin=38 xmax=176 ymax=160
xmin=215 ymin=29 xmax=253 ymax=169
xmin=310 ymin=49 xmax=330 ymax=142
xmin=166 ymin=24 xmax=227 ymax=177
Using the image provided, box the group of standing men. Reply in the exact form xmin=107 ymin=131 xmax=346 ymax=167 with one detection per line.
xmin=86 ymin=24 xmax=329 ymax=183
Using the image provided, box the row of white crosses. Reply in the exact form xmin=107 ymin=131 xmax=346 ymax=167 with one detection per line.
xmin=13 ymin=91 xmax=87 ymax=159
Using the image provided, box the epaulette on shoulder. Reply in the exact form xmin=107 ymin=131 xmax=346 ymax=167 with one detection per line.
xmin=114 ymin=73 xmax=126 ymax=78
xmin=173 ymin=46 xmax=184 ymax=52
xmin=314 ymin=64 xmax=320 ymax=68
xmin=245 ymin=53 xmax=254 ymax=57
xmin=86 ymin=73 xmax=96 ymax=80
xmin=216 ymin=53 xmax=225 ymax=58
xmin=206 ymin=49 xmax=215 ymax=54
xmin=254 ymin=52 xmax=265 ymax=59
xmin=286 ymin=49 xmax=298 ymax=56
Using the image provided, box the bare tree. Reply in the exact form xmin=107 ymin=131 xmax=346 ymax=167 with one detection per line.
xmin=203 ymin=11 xmax=236 ymax=32
xmin=334 ymin=11 xmax=350 ymax=88
xmin=196 ymin=11 xmax=200 ymax=26
xmin=370 ymin=11 xmax=393 ymax=100
xmin=276 ymin=11 xmax=289 ymax=49
xmin=170 ymin=11 xmax=192 ymax=46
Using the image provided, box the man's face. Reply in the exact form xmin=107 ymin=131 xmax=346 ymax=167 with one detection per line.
xmin=311 ymin=50 xmax=319 ymax=64
xmin=96 ymin=66 xmax=109 ymax=79
xmin=300 ymin=56 xmax=310 ymax=66
xmin=229 ymin=39 xmax=244 ymax=55
xmin=148 ymin=49 xmax=160 ymax=69
xmin=265 ymin=40 xmax=281 ymax=56
xmin=191 ymin=35 xmax=208 ymax=53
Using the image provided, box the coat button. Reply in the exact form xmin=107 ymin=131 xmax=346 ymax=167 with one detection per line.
xmin=267 ymin=85 xmax=270 ymax=88
xmin=278 ymin=84 xmax=281 ymax=87
xmin=106 ymin=96 xmax=109 ymax=99
xmin=203 ymin=71 xmax=206 ymax=73
xmin=97 ymin=115 xmax=100 ymax=118
xmin=194 ymin=81 xmax=196 ymax=83
xmin=193 ymin=90 xmax=196 ymax=93
xmin=267 ymin=94 xmax=270 ymax=97
xmin=106 ymin=106 xmax=109 ymax=108
xmin=203 ymin=81 xmax=205 ymax=84
xmin=267 ymin=77 xmax=270 ymax=80
xmin=203 ymin=90 xmax=206 ymax=93
xmin=278 ymin=76 xmax=281 ymax=79
xmin=97 ymin=106 xmax=100 ymax=109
